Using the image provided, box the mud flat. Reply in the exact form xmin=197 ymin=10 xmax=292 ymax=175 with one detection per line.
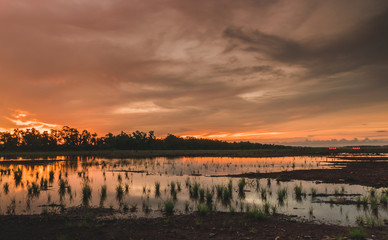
xmin=219 ymin=160 xmax=388 ymax=188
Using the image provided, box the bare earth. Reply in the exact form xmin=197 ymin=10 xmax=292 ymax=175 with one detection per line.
xmin=0 ymin=209 xmax=387 ymax=240
xmin=219 ymin=161 xmax=388 ymax=188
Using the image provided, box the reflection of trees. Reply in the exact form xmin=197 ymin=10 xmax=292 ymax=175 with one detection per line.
xmin=0 ymin=126 xmax=289 ymax=151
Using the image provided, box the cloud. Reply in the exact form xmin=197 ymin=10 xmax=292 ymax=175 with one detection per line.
xmin=284 ymin=138 xmax=388 ymax=147
xmin=223 ymin=8 xmax=388 ymax=77
xmin=0 ymin=0 xmax=387 ymax=144
xmin=4 ymin=110 xmax=60 ymax=132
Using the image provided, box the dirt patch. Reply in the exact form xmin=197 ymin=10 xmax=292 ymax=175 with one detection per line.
xmin=218 ymin=161 xmax=388 ymax=188
xmin=0 ymin=210 xmax=387 ymax=240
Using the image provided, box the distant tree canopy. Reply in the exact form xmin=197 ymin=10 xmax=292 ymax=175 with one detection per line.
xmin=0 ymin=126 xmax=288 ymax=151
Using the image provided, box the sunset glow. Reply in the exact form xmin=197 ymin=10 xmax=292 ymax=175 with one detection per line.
xmin=1 ymin=1 xmax=388 ymax=146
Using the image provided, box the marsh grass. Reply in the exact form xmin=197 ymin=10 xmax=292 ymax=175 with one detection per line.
xmin=155 ymin=181 xmax=160 ymax=197
xmin=380 ymin=194 xmax=388 ymax=206
xmin=100 ymin=185 xmax=107 ymax=206
xmin=170 ymin=181 xmax=176 ymax=194
xmin=58 ymin=179 xmax=68 ymax=198
xmin=229 ymin=205 xmax=235 ymax=213
xmin=247 ymin=204 xmax=266 ymax=221
xmin=199 ymin=188 xmax=205 ymax=202
xmin=220 ymin=185 xmax=233 ymax=205
xmin=142 ymin=200 xmax=151 ymax=213
xmin=3 ymin=182 xmax=9 ymax=194
xmin=40 ymin=178 xmax=48 ymax=190
xmin=130 ymin=203 xmax=138 ymax=212
xmin=267 ymin=178 xmax=271 ymax=187
xmin=82 ymin=183 xmax=92 ymax=206
xmin=116 ymin=184 xmax=124 ymax=202
xmin=263 ymin=202 xmax=270 ymax=214
xmin=197 ymin=204 xmax=209 ymax=216
xmin=122 ymin=203 xmax=129 ymax=212
xmin=49 ymin=170 xmax=55 ymax=182
xmin=238 ymin=178 xmax=246 ymax=198
xmin=6 ymin=199 xmax=16 ymax=215
xmin=28 ymin=182 xmax=40 ymax=197
xmin=189 ymin=182 xmax=200 ymax=199
xmin=205 ymin=188 xmax=213 ymax=205
xmin=277 ymin=187 xmax=287 ymax=203
xmin=227 ymin=180 xmax=233 ymax=194
xmin=370 ymin=197 xmax=379 ymax=214
xmin=348 ymin=227 xmax=366 ymax=240
xmin=216 ymin=185 xmax=223 ymax=199
xmin=184 ymin=201 xmax=190 ymax=212
xmin=164 ymin=200 xmax=175 ymax=215
xmin=311 ymin=187 xmax=317 ymax=197
xmin=271 ymin=205 xmax=277 ymax=214
xmin=294 ymin=185 xmax=305 ymax=200
xmin=370 ymin=188 xmax=376 ymax=198
xmin=13 ymin=168 xmax=23 ymax=185
xmin=255 ymin=178 xmax=260 ymax=192
xmin=260 ymin=188 xmax=267 ymax=200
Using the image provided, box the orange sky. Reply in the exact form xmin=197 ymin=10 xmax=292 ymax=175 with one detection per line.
xmin=1 ymin=0 xmax=388 ymax=146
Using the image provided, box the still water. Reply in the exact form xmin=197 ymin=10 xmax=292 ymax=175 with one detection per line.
xmin=0 ymin=156 xmax=386 ymax=226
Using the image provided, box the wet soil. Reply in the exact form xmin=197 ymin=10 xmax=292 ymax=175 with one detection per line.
xmin=0 ymin=209 xmax=387 ymax=240
xmin=219 ymin=161 xmax=388 ymax=188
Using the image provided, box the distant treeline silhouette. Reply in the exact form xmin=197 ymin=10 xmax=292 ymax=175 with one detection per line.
xmin=0 ymin=126 xmax=289 ymax=151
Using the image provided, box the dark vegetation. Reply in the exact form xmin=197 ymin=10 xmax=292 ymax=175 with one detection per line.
xmin=0 ymin=126 xmax=293 ymax=151
xmin=1 ymin=127 xmax=386 ymax=156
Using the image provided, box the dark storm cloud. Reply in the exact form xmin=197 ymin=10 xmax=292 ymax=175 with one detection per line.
xmin=223 ymin=8 xmax=388 ymax=77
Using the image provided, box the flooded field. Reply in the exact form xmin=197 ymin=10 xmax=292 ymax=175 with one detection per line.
xmin=0 ymin=156 xmax=387 ymax=226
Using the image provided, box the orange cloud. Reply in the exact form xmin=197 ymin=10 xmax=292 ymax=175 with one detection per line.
xmin=4 ymin=110 xmax=60 ymax=132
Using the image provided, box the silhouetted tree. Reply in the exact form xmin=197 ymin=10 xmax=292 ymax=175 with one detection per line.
xmin=0 ymin=126 xmax=290 ymax=151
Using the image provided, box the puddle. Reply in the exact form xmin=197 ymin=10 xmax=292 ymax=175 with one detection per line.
xmin=0 ymin=156 xmax=387 ymax=226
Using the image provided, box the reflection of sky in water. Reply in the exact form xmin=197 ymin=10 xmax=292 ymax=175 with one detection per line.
xmin=0 ymin=156 xmax=387 ymax=226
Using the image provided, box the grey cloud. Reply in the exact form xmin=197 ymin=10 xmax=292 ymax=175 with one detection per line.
xmin=223 ymin=8 xmax=388 ymax=77
xmin=223 ymin=27 xmax=306 ymax=60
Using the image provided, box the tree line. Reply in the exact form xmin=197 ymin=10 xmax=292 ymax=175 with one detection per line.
xmin=0 ymin=126 xmax=289 ymax=151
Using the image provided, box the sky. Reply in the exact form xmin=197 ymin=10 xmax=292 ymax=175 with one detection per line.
xmin=1 ymin=0 xmax=388 ymax=146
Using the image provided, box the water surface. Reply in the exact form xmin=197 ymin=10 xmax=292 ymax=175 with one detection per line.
xmin=0 ymin=156 xmax=386 ymax=226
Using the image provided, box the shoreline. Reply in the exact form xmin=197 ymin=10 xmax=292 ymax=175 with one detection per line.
xmin=0 ymin=148 xmax=387 ymax=159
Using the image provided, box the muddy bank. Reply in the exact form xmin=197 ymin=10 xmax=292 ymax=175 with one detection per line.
xmin=219 ymin=161 xmax=388 ymax=188
xmin=0 ymin=209 xmax=386 ymax=240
